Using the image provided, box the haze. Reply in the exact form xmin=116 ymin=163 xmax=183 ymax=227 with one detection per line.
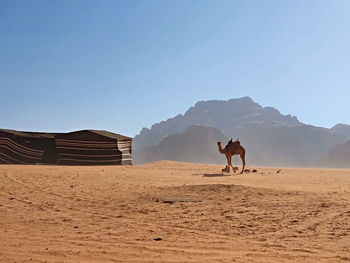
xmin=1 ymin=0 xmax=350 ymax=137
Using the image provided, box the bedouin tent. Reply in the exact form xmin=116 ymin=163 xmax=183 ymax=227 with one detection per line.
xmin=55 ymin=130 xmax=132 ymax=165
xmin=0 ymin=129 xmax=132 ymax=165
xmin=0 ymin=129 xmax=46 ymax=164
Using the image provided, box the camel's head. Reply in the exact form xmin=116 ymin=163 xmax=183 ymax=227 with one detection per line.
xmin=217 ymin=142 xmax=221 ymax=145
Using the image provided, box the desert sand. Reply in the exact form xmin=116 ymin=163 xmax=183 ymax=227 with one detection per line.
xmin=0 ymin=161 xmax=350 ymax=262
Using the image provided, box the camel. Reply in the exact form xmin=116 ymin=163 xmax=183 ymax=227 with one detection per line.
xmin=217 ymin=139 xmax=246 ymax=174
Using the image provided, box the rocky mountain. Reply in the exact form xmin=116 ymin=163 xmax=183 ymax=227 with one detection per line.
xmin=133 ymin=97 xmax=348 ymax=166
xmin=331 ymin=124 xmax=350 ymax=139
xmin=133 ymin=97 xmax=301 ymax=150
xmin=134 ymin=125 xmax=228 ymax=164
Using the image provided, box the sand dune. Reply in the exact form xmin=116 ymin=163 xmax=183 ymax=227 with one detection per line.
xmin=1 ymin=161 xmax=350 ymax=262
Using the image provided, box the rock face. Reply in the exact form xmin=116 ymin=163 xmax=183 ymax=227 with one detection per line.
xmin=133 ymin=97 xmax=348 ymax=166
xmin=331 ymin=124 xmax=350 ymax=139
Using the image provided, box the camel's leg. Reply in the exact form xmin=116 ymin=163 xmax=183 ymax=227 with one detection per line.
xmin=225 ymin=154 xmax=231 ymax=173
xmin=240 ymin=150 xmax=246 ymax=174
xmin=229 ymin=156 xmax=235 ymax=172
xmin=228 ymin=155 xmax=234 ymax=173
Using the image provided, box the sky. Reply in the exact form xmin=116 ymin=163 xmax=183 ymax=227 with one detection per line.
xmin=1 ymin=0 xmax=350 ymax=137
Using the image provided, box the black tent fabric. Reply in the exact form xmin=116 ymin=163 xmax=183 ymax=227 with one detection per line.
xmin=0 ymin=129 xmax=132 ymax=165
xmin=55 ymin=130 xmax=132 ymax=165
xmin=0 ymin=129 xmax=45 ymax=164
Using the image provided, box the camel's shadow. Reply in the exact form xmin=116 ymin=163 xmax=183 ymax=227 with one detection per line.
xmin=202 ymin=173 xmax=234 ymax=177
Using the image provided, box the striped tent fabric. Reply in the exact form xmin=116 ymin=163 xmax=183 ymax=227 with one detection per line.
xmin=117 ymin=140 xmax=132 ymax=165
xmin=0 ymin=130 xmax=44 ymax=164
xmin=55 ymin=130 xmax=132 ymax=165
xmin=56 ymin=139 xmax=122 ymax=165
xmin=0 ymin=129 xmax=132 ymax=165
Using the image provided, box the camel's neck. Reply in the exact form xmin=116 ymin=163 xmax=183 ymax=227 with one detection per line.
xmin=217 ymin=142 xmax=225 ymax=154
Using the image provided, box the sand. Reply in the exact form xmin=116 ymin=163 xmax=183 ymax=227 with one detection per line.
xmin=0 ymin=161 xmax=349 ymax=262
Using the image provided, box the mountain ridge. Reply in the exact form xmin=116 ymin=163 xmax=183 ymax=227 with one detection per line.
xmin=133 ymin=97 xmax=348 ymax=167
xmin=134 ymin=97 xmax=302 ymax=149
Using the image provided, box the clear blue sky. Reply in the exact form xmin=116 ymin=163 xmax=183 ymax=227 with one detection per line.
xmin=1 ymin=0 xmax=350 ymax=136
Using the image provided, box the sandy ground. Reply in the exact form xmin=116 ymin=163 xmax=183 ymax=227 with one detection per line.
xmin=0 ymin=161 xmax=350 ymax=262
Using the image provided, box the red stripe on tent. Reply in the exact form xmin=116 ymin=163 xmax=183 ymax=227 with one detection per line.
xmin=56 ymin=146 xmax=118 ymax=151
xmin=0 ymin=153 xmax=29 ymax=164
xmin=0 ymin=157 xmax=11 ymax=164
xmin=56 ymin=139 xmax=117 ymax=144
xmin=58 ymin=158 xmax=122 ymax=163
xmin=59 ymin=153 xmax=123 ymax=158
xmin=0 ymin=138 xmax=44 ymax=154
xmin=0 ymin=146 xmax=43 ymax=161
xmin=0 ymin=140 xmax=44 ymax=157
